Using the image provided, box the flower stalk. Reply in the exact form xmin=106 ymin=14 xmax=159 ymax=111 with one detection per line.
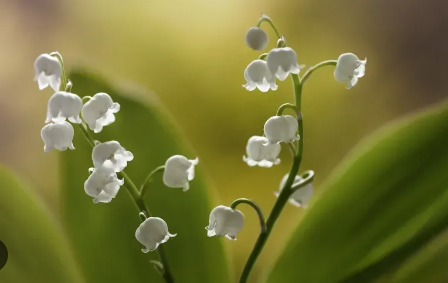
xmin=301 ymin=60 xmax=337 ymax=85
xmin=230 ymin=198 xmax=267 ymax=234
xmin=140 ymin=165 xmax=165 ymax=196
xmin=53 ymin=55 xmax=176 ymax=283
xmin=276 ymin=103 xmax=297 ymax=116
xmin=237 ymin=18 xmax=309 ymax=283
xmin=237 ymin=79 xmax=305 ymax=283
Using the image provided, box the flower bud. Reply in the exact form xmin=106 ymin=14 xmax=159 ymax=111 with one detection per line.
xmin=84 ymin=168 xmax=124 ymax=204
xmin=243 ymin=60 xmax=278 ymax=92
xmin=245 ymin=27 xmax=269 ymax=51
xmin=206 ymin=205 xmax=244 ymax=240
xmin=334 ymin=53 xmax=366 ymax=89
xmin=34 ymin=53 xmax=62 ymax=92
xmin=163 ymin=155 xmax=199 ymax=191
xmin=46 ymin=91 xmax=82 ymax=124
xmin=92 ymin=141 xmax=133 ymax=174
xmin=275 ymin=174 xmax=313 ymax=208
xmin=266 ymin=47 xmax=304 ymax=81
xmin=41 ymin=121 xmax=75 ymax=152
xmin=243 ymin=136 xmax=280 ymax=167
xmin=82 ymin=93 xmax=120 ymax=133
xmin=264 ymin=115 xmax=299 ymax=144
xmin=135 ymin=217 xmax=176 ymax=253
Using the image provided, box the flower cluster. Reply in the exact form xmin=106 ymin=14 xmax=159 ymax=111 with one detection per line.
xmin=244 ymin=25 xmax=366 ymax=91
xmin=35 ymin=52 xmax=200 ymax=252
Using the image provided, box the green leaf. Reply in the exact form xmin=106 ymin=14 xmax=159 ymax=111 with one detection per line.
xmin=0 ymin=166 xmax=84 ymax=283
xmin=61 ymin=69 xmax=231 ymax=283
xmin=264 ymin=100 xmax=448 ymax=283
xmin=390 ymin=229 xmax=448 ymax=283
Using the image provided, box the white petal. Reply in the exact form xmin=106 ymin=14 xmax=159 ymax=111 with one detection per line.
xmin=276 ymin=68 xmax=289 ymax=81
xmin=93 ymin=191 xmax=113 ymax=204
xmin=244 ymin=82 xmax=257 ymax=91
xmin=44 ymin=144 xmax=54 ymax=153
xmin=110 ymin=102 xmax=120 ymax=113
xmin=257 ymin=81 xmax=270 ymax=92
xmin=257 ymin=160 xmax=274 ymax=168
xmin=346 ymin=76 xmax=359 ymax=89
xmin=207 ymin=228 xmax=217 ymax=237
xmin=356 ymin=63 xmax=366 ymax=78
xmin=49 ymin=75 xmax=61 ymax=92
xmin=182 ymin=182 xmax=190 ymax=192
xmin=37 ymin=73 xmax=50 ymax=90
xmin=243 ymin=157 xmax=258 ymax=167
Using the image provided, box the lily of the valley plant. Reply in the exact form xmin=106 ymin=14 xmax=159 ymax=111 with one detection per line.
xmin=36 ymin=14 xmax=365 ymax=283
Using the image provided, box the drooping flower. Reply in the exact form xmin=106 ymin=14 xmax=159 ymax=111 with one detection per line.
xmin=46 ymin=91 xmax=82 ymax=124
xmin=41 ymin=121 xmax=75 ymax=152
xmin=275 ymin=174 xmax=313 ymax=208
xmin=84 ymin=168 xmax=124 ymax=204
xmin=206 ymin=205 xmax=244 ymax=240
xmin=135 ymin=217 xmax=176 ymax=253
xmin=264 ymin=115 xmax=300 ymax=144
xmin=266 ymin=47 xmax=304 ymax=81
xmin=243 ymin=136 xmax=281 ymax=167
xmin=34 ymin=53 xmax=62 ymax=92
xmin=243 ymin=60 xmax=278 ymax=92
xmin=82 ymin=93 xmax=120 ymax=133
xmin=334 ymin=53 xmax=367 ymax=89
xmin=163 ymin=155 xmax=199 ymax=191
xmin=245 ymin=27 xmax=269 ymax=51
xmin=92 ymin=141 xmax=134 ymax=174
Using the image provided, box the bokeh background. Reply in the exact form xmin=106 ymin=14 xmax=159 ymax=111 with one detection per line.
xmin=1 ymin=0 xmax=447 ymax=281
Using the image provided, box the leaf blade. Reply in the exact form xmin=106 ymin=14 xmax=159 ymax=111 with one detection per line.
xmin=264 ymin=100 xmax=448 ymax=283
xmin=0 ymin=166 xmax=85 ymax=283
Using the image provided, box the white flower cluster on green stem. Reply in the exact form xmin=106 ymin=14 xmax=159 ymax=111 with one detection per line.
xmin=34 ymin=12 xmax=366 ymax=283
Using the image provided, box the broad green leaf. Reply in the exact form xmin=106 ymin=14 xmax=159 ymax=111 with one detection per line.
xmin=391 ymin=230 xmax=448 ymax=283
xmin=264 ymin=100 xmax=448 ymax=283
xmin=61 ymin=69 xmax=230 ymax=283
xmin=0 ymin=166 xmax=84 ymax=283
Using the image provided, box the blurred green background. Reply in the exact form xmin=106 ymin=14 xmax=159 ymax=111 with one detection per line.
xmin=0 ymin=0 xmax=447 ymax=282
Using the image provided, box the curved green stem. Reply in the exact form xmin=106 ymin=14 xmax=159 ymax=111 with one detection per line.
xmin=301 ymin=60 xmax=337 ymax=85
xmin=276 ymin=103 xmax=297 ymax=116
xmin=140 ymin=165 xmax=165 ymax=197
xmin=238 ymin=74 xmax=305 ymax=283
xmin=256 ymin=15 xmax=281 ymax=39
xmin=230 ymin=198 xmax=267 ymax=234
xmin=258 ymin=53 xmax=268 ymax=60
xmin=82 ymin=96 xmax=92 ymax=103
xmin=291 ymin=170 xmax=315 ymax=191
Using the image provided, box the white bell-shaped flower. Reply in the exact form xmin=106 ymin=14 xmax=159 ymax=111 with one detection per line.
xmin=92 ymin=141 xmax=134 ymax=174
xmin=84 ymin=168 xmax=124 ymax=204
xmin=266 ymin=47 xmax=304 ymax=81
xmin=264 ymin=115 xmax=300 ymax=144
xmin=243 ymin=60 xmax=278 ymax=92
xmin=82 ymin=93 xmax=120 ymax=133
xmin=135 ymin=217 xmax=176 ymax=253
xmin=34 ymin=53 xmax=62 ymax=92
xmin=163 ymin=155 xmax=199 ymax=191
xmin=334 ymin=53 xmax=367 ymax=89
xmin=41 ymin=121 xmax=75 ymax=152
xmin=243 ymin=136 xmax=281 ymax=167
xmin=245 ymin=27 xmax=269 ymax=51
xmin=206 ymin=205 xmax=244 ymax=240
xmin=46 ymin=91 xmax=82 ymax=124
xmin=275 ymin=174 xmax=313 ymax=208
